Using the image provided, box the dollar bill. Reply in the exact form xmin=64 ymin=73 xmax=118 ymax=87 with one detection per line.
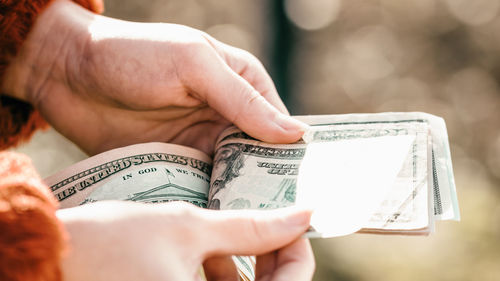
xmin=46 ymin=142 xmax=213 ymax=209
xmin=44 ymin=142 xmax=254 ymax=280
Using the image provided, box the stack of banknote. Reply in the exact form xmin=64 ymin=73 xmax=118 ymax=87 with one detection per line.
xmin=210 ymin=112 xmax=459 ymax=237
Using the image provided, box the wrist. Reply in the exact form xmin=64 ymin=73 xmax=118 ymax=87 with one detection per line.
xmin=1 ymin=0 xmax=94 ymax=105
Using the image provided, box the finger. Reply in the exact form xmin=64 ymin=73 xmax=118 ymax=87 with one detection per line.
xmin=184 ymin=44 xmax=307 ymax=144
xmin=203 ymin=256 xmax=239 ymax=281
xmin=191 ymin=206 xmax=311 ymax=257
xmin=255 ymin=251 xmax=277 ymax=281
xmin=208 ymin=40 xmax=288 ymax=115
xmin=260 ymin=238 xmax=315 ymax=281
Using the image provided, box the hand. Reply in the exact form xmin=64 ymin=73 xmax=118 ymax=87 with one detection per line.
xmin=2 ymin=0 xmax=307 ymax=155
xmin=57 ymin=201 xmax=314 ymax=281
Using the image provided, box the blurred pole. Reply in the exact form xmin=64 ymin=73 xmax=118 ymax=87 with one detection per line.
xmin=270 ymin=0 xmax=294 ymax=108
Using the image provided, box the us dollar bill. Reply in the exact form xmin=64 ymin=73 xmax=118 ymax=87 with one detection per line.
xmin=44 ymin=142 xmax=254 ymax=281
xmin=45 ymin=143 xmax=213 ymax=209
xmin=209 ymin=112 xmax=459 ymax=235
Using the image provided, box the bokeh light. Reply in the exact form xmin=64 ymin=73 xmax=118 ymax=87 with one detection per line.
xmin=444 ymin=0 xmax=500 ymax=26
xmin=343 ymin=25 xmax=400 ymax=81
xmin=284 ymin=0 xmax=341 ymax=30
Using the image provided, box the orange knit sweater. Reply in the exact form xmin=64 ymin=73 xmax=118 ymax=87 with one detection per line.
xmin=0 ymin=152 xmax=66 ymax=281
xmin=0 ymin=1 xmax=102 ymax=280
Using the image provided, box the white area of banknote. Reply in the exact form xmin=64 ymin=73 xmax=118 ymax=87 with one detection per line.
xmin=298 ymin=112 xmax=459 ymax=221
xmin=297 ymin=135 xmax=416 ymax=237
xmin=302 ymin=120 xmax=432 ymax=231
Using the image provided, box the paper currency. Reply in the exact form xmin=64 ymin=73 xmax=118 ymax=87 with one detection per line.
xmin=297 ymin=135 xmax=417 ymax=237
xmin=44 ymin=143 xmax=254 ymax=280
xmin=45 ymin=142 xmax=213 ymax=209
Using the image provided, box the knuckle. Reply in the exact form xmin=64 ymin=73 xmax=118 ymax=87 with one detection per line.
xmin=238 ymin=49 xmax=256 ymax=61
xmin=161 ymin=201 xmax=199 ymax=222
xmin=241 ymin=50 xmax=264 ymax=69
xmin=161 ymin=202 xmax=202 ymax=236
xmin=231 ymin=88 xmax=261 ymax=124
xmin=247 ymin=217 xmax=267 ymax=243
xmin=169 ymin=201 xmax=197 ymax=214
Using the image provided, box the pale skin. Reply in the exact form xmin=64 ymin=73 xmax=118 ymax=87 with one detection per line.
xmin=2 ymin=0 xmax=307 ymax=156
xmin=2 ymin=0 xmax=314 ymax=280
xmin=58 ymin=201 xmax=314 ymax=281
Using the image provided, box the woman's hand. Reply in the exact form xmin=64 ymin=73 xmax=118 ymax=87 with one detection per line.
xmin=2 ymin=0 xmax=307 ymax=155
xmin=57 ymin=201 xmax=314 ymax=281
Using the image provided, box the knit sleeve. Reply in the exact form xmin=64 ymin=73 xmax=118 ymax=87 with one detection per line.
xmin=0 ymin=0 xmax=104 ymax=150
xmin=0 ymin=152 xmax=65 ymax=281
xmin=0 ymin=2 xmax=103 ymax=280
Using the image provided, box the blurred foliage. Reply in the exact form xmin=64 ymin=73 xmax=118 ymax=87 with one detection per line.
xmin=18 ymin=0 xmax=500 ymax=280
xmin=106 ymin=0 xmax=500 ymax=280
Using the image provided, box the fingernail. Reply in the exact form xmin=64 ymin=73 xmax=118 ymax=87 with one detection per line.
xmin=276 ymin=114 xmax=309 ymax=135
xmin=285 ymin=207 xmax=313 ymax=229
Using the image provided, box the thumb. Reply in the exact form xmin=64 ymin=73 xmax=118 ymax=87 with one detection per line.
xmin=195 ymin=206 xmax=312 ymax=257
xmin=187 ymin=49 xmax=307 ymax=143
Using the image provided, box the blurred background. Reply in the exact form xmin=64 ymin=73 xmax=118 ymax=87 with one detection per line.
xmin=15 ymin=0 xmax=500 ymax=280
